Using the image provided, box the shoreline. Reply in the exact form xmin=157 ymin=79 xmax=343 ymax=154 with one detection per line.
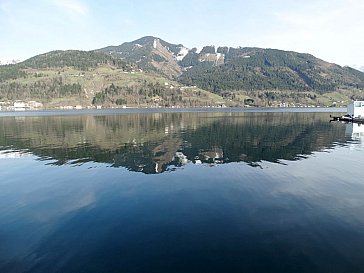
xmin=0 ymin=106 xmax=346 ymax=117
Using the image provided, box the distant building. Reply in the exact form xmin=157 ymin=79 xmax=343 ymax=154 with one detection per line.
xmin=28 ymin=101 xmax=43 ymax=109
xmin=14 ymin=101 xmax=27 ymax=110
xmin=347 ymin=101 xmax=364 ymax=117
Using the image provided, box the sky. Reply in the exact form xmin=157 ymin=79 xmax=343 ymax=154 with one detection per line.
xmin=1 ymin=0 xmax=363 ymax=68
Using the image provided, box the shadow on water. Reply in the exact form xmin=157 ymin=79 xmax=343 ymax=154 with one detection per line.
xmin=0 ymin=111 xmax=350 ymax=173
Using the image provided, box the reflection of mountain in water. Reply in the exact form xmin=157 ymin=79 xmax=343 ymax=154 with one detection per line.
xmin=0 ymin=112 xmax=347 ymax=173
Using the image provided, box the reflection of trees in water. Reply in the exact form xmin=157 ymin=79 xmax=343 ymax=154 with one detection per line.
xmin=182 ymin=112 xmax=343 ymax=165
xmin=0 ymin=112 xmax=346 ymax=173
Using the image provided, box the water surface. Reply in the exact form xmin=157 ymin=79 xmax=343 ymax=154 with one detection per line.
xmin=1 ymin=109 xmax=364 ymax=273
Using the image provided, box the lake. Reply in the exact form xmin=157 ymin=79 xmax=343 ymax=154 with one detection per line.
xmin=1 ymin=108 xmax=364 ymax=273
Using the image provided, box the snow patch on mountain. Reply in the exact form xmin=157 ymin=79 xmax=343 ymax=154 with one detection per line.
xmin=216 ymin=53 xmax=223 ymax=60
xmin=153 ymin=39 xmax=157 ymax=49
xmin=176 ymin=47 xmax=189 ymax=61
xmin=0 ymin=59 xmax=21 ymax=65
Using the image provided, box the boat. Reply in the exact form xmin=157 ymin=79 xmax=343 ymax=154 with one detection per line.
xmin=330 ymin=101 xmax=364 ymax=124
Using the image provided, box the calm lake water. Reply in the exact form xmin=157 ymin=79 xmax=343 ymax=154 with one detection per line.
xmin=1 ymin=108 xmax=364 ymax=273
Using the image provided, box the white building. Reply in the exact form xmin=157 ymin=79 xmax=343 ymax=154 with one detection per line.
xmin=14 ymin=101 xmax=27 ymax=110
xmin=347 ymin=101 xmax=364 ymax=118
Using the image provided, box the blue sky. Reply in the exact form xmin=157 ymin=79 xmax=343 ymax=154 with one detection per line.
xmin=1 ymin=0 xmax=363 ymax=68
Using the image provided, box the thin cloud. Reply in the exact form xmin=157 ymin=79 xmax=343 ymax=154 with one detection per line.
xmin=275 ymin=1 xmax=364 ymax=29
xmin=49 ymin=0 xmax=89 ymax=16
xmin=0 ymin=0 xmax=13 ymax=15
xmin=260 ymin=0 xmax=364 ymax=65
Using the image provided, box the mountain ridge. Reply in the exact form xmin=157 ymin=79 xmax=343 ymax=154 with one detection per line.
xmin=1 ymin=35 xmax=364 ymax=108
xmin=95 ymin=36 xmax=364 ymax=94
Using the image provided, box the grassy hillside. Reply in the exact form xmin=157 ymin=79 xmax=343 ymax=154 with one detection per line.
xmin=0 ymin=50 xmax=225 ymax=108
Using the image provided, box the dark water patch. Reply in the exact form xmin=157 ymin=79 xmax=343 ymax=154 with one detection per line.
xmin=1 ymin=111 xmax=364 ymax=273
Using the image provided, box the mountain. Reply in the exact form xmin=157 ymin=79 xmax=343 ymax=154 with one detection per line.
xmin=0 ymin=50 xmax=138 ymax=106
xmin=19 ymin=50 xmax=134 ymax=71
xmin=0 ymin=47 xmax=223 ymax=108
xmin=96 ymin=36 xmax=188 ymax=78
xmin=179 ymin=47 xmax=364 ymax=93
xmin=1 ymin=36 xmax=364 ymax=108
xmin=0 ymin=50 xmax=134 ymax=82
xmin=96 ymin=36 xmax=364 ymax=96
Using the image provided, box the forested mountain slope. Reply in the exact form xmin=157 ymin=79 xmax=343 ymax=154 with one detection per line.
xmin=1 ymin=36 xmax=364 ymax=108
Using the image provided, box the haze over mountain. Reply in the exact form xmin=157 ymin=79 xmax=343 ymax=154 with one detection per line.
xmin=1 ymin=36 xmax=364 ymax=108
